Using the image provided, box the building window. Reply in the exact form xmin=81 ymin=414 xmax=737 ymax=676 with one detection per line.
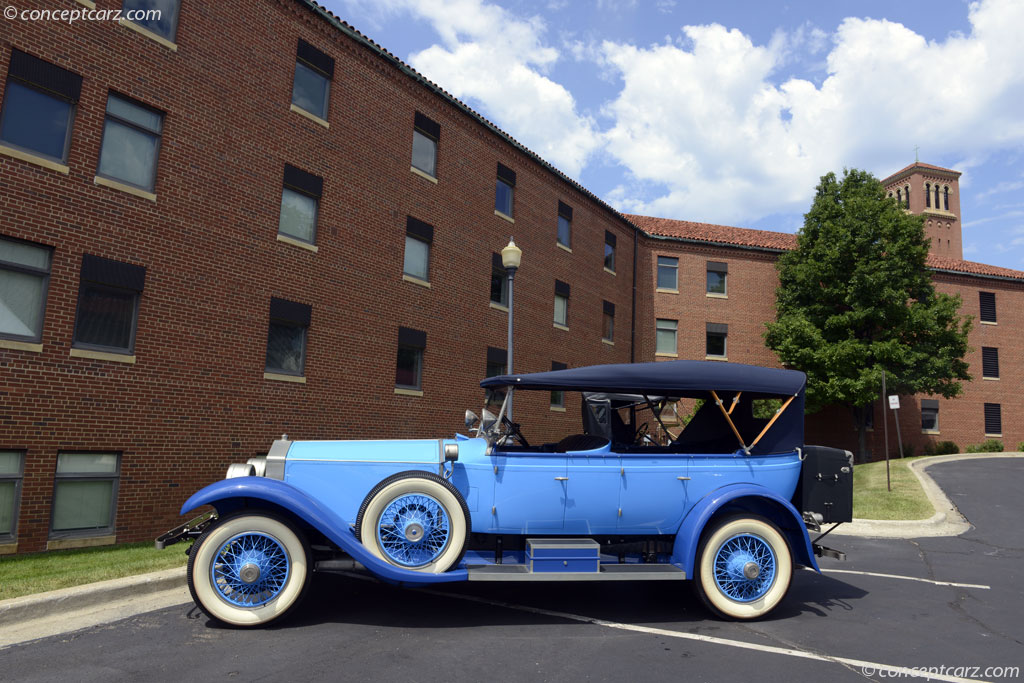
xmin=0 ymin=49 xmax=82 ymax=163
xmin=278 ymin=164 xmax=322 ymax=245
xmin=921 ymin=399 xmax=938 ymax=432
xmin=982 ymin=347 xmax=999 ymax=379
xmin=486 ymin=346 xmax=506 ymax=378
xmin=557 ymin=201 xmax=572 ymax=248
xmin=550 ymin=361 xmax=566 ymax=408
xmin=944 ymin=186 xmax=949 ymax=210
xmin=0 ymin=236 xmax=52 ymax=343
xmin=292 ymin=39 xmax=334 ymax=121
xmin=495 ymin=163 xmax=515 ymax=218
xmin=97 ymin=93 xmax=164 ymax=191
xmin=602 ymin=301 xmax=615 ymax=342
xmin=979 ymin=291 xmax=997 ymax=323
xmin=411 ymin=111 xmax=440 ymax=178
xmin=123 ymin=0 xmax=181 ymax=43
xmin=925 ymin=183 xmax=931 ymax=208
xmin=554 ymin=280 xmax=570 ymax=327
xmin=984 ymin=403 xmax=1001 ymax=436
xmin=656 ymin=318 xmax=677 ymax=355
xmin=490 ymin=253 xmax=508 ymax=307
xmin=403 ymin=217 xmax=433 ymax=283
xmin=604 ymin=231 xmax=617 ymax=272
xmin=707 ymin=261 xmax=727 ymax=295
xmin=51 ymin=453 xmax=119 ymax=537
xmin=395 ymin=326 xmax=426 ymax=390
xmin=72 ymin=255 xmax=145 ymax=354
xmin=265 ymin=297 xmax=310 ymax=376
xmin=934 ymin=184 xmax=940 ymax=209
xmin=706 ymin=323 xmax=727 ymax=358
xmin=657 ymin=256 xmax=678 ymax=290
xmin=904 ymin=185 xmax=910 ymax=208
xmin=896 ymin=189 xmax=902 ymax=205
xmin=0 ymin=451 xmax=24 ymax=540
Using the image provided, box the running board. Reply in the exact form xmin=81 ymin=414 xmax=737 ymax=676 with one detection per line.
xmin=467 ymin=564 xmax=686 ymax=581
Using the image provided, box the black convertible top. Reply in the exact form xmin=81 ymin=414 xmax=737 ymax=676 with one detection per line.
xmin=481 ymin=360 xmax=805 ymax=398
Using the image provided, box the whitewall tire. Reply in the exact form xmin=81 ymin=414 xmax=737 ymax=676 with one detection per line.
xmin=356 ymin=472 xmax=469 ymax=573
xmin=187 ymin=512 xmax=311 ymax=627
xmin=694 ymin=515 xmax=793 ymax=620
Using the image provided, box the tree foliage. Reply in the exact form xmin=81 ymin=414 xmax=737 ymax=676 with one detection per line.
xmin=765 ymin=169 xmax=972 ymax=457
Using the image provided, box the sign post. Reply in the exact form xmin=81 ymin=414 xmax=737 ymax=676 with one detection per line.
xmin=881 ymin=371 xmax=890 ymax=492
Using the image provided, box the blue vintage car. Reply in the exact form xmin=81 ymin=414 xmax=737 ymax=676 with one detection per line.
xmin=158 ymin=360 xmax=852 ymax=626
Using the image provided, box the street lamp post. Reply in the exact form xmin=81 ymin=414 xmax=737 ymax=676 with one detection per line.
xmin=501 ymin=237 xmax=522 ymax=420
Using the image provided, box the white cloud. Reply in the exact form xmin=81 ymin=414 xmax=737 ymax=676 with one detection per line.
xmin=347 ymin=0 xmax=600 ymax=179
xmin=598 ymin=0 xmax=1024 ymax=226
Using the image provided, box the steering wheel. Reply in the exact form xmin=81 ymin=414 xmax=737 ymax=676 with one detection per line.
xmin=500 ymin=415 xmax=530 ymax=447
xmin=633 ymin=421 xmax=650 ymax=444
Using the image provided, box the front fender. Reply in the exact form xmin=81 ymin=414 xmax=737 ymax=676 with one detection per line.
xmin=672 ymin=483 xmax=819 ymax=576
xmin=182 ymin=478 xmax=468 ymax=585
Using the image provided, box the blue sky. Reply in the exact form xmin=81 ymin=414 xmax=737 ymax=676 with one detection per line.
xmin=324 ymin=0 xmax=1024 ymax=269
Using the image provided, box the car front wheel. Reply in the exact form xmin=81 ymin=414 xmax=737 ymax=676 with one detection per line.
xmin=187 ymin=511 xmax=311 ymax=627
xmin=356 ymin=471 xmax=469 ymax=573
xmin=694 ymin=515 xmax=793 ymax=620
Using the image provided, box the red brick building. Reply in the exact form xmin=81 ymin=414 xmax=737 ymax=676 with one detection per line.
xmin=0 ymin=1 xmax=1019 ymax=554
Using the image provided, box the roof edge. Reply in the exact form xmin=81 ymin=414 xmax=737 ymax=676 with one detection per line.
xmin=293 ymin=0 xmax=641 ymax=237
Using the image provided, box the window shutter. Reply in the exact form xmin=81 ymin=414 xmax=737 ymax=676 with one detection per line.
xmin=603 ymin=301 xmax=615 ymax=316
xmin=984 ymin=403 xmax=1001 ymax=435
xmin=269 ymin=297 xmax=311 ymax=326
xmin=557 ymin=201 xmax=573 ymax=220
xmin=604 ymin=231 xmax=616 ymax=247
xmin=283 ymin=164 xmax=323 ymax=198
xmin=8 ymin=49 xmax=83 ymax=102
xmin=707 ymin=261 xmax=728 ymax=273
xmin=413 ymin=112 xmax=441 ymax=140
xmin=406 ymin=216 xmax=434 ymax=243
xmin=920 ymin=399 xmax=939 ymax=411
xmin=706 ymin=322 xmax=728 ymax=334
xmin=551 ymin=361 xmax=567 ymax=371
xmin=297 ymin=39 xmax=335 ymax=77
xmin=979 ymin=291 xmax=996 ymax=323
xmin=486 ymin=346 xmax=506 ymax=365
xmin=398 ymin=326 xmax=426 ymax=348
xmin=554 ymin=280 xmax=570 ymax=297
xmin=981 ymin=347 xmax=999 ymax=378
xmin=81 ymin=254 xmax=146 ymax=291
xmin=497 ymin=163 xmax=516 ymax=186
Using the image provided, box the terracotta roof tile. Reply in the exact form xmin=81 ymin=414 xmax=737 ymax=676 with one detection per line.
xmin=629 ymin=214 xmax=1024 ymax=281
xmin=627 ymin=214 xmax=796 ymax=250
xmin=882 ymin=162 xmax=961 ymax=183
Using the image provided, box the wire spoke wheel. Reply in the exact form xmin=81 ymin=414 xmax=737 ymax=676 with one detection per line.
xmin=712 ymin=533 xmax=777 ymax=602
xmin=357 ymin=471 xmax=469 ymax=574
xmin=187 ymin=512 xmax=311 ymax=627
xmin=695 ymin=515 xmax=793 ymax=620
xmin=377 ymin=493 xmax=451 ymax=567
xmin=212 ymin=532 xmax=291 ymax=607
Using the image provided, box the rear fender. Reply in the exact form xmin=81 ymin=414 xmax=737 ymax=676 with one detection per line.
xmin=182 ymin=478 xmax=468 ymax=584
xmin=672 ymin=483 xmax=819 ymax=576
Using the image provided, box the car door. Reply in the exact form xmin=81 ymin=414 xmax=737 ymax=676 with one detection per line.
xmin=617 ymin=452 xmax=690 ymax=532
xmin=563 ymin=450 xmax=621 ymax=535
xmin=490 ymin=451 xmax=567 ymax=532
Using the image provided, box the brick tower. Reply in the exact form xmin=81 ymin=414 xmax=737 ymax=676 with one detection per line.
xmin=881 ymin=162 xmax=963 ymax=259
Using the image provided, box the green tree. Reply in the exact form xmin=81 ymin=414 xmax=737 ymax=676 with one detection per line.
xmin=765 ymin=169 xmax=972 ymax=462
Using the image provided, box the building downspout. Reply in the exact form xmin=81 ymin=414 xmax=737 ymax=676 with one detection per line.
xmin=630 ymin=228 xmax=638 ymax=363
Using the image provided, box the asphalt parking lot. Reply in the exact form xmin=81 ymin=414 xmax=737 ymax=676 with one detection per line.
xmin=3 ymin=457 xmax=1021 ymax=683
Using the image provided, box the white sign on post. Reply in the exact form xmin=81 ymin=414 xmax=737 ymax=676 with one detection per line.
xmin=888 ymin=395 xmax=900 ymax=410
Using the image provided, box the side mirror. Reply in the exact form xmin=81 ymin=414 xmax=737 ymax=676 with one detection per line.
xmin=465 ymin=410 xmax=480 ymax=430
xmin=480 ymin=409 xmax=497 ymax=432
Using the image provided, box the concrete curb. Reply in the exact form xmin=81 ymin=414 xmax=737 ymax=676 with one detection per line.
xmin=0 ymin=566 xmax=186 ymax=627
xmin=829 ymin=452 xmax=1024 ymax=538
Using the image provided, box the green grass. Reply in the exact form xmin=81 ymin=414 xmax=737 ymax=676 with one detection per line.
xmin=0 ymin=541 xmax=191 ymax=601
xmin=853 ymin=456 xmax=934 ymax=520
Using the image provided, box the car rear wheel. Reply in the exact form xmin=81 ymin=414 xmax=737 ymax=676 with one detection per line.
xmin=187 ymin=511 xmax=311 ymax=627
xmin=356 ymin=471 xmax=469 ymax=573
xmin=694 ymin=515 xmax=793 ymax=620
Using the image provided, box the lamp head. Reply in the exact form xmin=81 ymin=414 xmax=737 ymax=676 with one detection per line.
xmin=501 ymin=237 xmax=522 ymax=270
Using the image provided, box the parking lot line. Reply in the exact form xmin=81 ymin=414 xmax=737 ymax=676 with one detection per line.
xmin=406 ymin=581 xmax=986 ymax=683
xmin=819 ymin=569 xmax=990 ymax=590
